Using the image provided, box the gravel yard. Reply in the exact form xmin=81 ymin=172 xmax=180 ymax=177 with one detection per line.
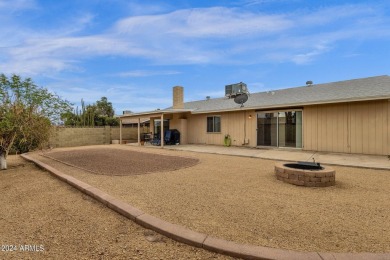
xmin=44 ymin=148 xmax=199 ymax=175
xmin=0 ymin=155 xmax=231 ymax=259
xmin=30 ymin=145 xmax=390 ymax=254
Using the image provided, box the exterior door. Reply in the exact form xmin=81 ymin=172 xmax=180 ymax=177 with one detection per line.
xmin=257 ymin=112 xmax=278 ymax=146
xmin=257 ymin=111 xmax=302 ymax=148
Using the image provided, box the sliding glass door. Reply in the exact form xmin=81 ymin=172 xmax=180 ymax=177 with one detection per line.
xmin=257 ymin=110 xmax=302 ymax=148
xmin=278 ymin=111 xmax=302 ymax=148
xmin=257 ymin=112 xmax=278 ymax=146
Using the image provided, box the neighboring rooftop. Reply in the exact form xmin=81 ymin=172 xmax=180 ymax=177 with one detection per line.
xmin=122 ymin=75 xmax=390 ymax=117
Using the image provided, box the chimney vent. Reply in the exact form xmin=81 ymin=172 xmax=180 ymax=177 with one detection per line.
xmin=173 ymin=86 xmax=184 ymax=109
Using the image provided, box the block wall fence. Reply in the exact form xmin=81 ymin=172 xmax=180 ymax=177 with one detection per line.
xmin=49 ymin=126 xmax=148 ymax=148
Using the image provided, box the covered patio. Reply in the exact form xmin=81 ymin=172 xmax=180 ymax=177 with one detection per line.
xmin=119 ymin=108 xmax=192 ymax=147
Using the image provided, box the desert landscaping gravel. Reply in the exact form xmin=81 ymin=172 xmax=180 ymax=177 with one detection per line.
xmin=0 ymin=155 xmax=232 ymax=259
xmin=44 ymin=148 xmax=199 ymax=175
xmin=28 ymin=145 xmax=390 ymax=254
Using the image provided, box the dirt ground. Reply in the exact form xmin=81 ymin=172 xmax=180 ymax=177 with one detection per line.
xmin=11 ymin=144 xmax=390 ymax=254
xmin=0 ymin=155 xmax=232 ymax=260
xmin=44 ymin=148 xmax=199 ymax=175
xmin=31 ymin=145 xmax=390 ymax=254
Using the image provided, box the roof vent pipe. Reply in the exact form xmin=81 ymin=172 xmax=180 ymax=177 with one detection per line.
xmin=306 ymin=80 xmax=313 ymax=86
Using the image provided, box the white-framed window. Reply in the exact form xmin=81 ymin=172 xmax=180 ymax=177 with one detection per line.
xmin=207 ymin=116 xmax=221 ymax=133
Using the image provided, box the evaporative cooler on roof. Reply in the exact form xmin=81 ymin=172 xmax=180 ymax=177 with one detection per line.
xmin=225 ymin=82 xmax=248 ymax=98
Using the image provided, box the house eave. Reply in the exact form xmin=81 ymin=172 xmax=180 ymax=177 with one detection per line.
xmin=190 ymin=95 xmax=390 ymax=114
xmin=120 ymin=95 xmax=390 ymax=118
xmin=119 ymin=109 xmax=193 ymax=119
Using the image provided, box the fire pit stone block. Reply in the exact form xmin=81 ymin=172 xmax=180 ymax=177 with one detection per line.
xmin=274 ymin=162 xmax=335 ymax=187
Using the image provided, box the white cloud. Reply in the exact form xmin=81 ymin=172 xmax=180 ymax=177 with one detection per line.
xmin=115 ymin=7 xmax=292 ymax=38
xmin=290 ymin=43 xmax=331 ymax=64
xmin=9 ymin=36 xmax=125 ymax=58
xmin=1 ymin=3 xmax=390 ymax=75
xmin=0 ymin=57 xmax=76 ymax=75
xmin=43 ymin=77 xmax=172 ymax=113
xmin=240 ymin=0 xmax=292 ymax=6
xmin=296 ymin=4 xmax=377 ymax=27
xmin=1 ymin=2 xmax=388 ymax=112
xmin=1 ymin=35 xmax=158 ymax=75
xmin=0 ymin=0 xmax=36 ymax=11
xmin=97 ymin=4 xmax=389 ymax=63
xmin=117 ymin=70 xmax=181 ymax=77
xmin=125 ymin=1 xmax=171 ymax=16
xmin=58 ymin=13 xmax=96 ymax=36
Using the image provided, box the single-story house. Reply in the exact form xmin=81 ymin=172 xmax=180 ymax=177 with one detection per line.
xmin=119 ymin=75 xmax=390 ymax=155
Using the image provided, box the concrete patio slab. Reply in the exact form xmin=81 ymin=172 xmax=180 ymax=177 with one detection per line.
xmin=155 ymin=144 xmax=390 ymax=170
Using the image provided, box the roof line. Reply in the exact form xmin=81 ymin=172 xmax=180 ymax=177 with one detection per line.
xmin=191 ymin=95 xmax=390 ymax=114
xmin=120 ymin=109 xmax=194 ymax=118
xmin=120 ymin=95 xmax=390 ymax=118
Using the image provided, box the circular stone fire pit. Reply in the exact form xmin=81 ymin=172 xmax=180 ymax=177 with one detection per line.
xmin=274 ymin=162 xmax=335 ymax=187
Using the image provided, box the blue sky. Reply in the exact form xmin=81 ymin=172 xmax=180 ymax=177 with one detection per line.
xmin=1 ymin=0 xmax=390 ymax=114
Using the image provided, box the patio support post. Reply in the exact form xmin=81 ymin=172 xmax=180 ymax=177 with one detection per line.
xmin=137 ymin=117 xmax=141 ymax=146
xmin=161 ymin=114 xmax=164 ymax=147
xmin=150 ymin=118 xmax=154 ymax=136
xmin=119 ymin=119 xmax=122 ymax=144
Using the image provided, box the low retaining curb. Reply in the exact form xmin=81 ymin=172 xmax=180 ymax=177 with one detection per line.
xmin=21 ymin=154 xmax=390 ymax=260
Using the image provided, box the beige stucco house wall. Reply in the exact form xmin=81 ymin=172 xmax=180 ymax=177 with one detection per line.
xmin=184 ymin=99 xmax=390 ymax=155
xmin=303 ymin=99 xmax=390 ymax=155
xmin=187 ymin=110 xmax=257 ymax=146
xmin=169 ymin=113 xmax=189 ymax=145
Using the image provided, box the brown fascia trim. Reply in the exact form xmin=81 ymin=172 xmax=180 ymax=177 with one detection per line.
xmin=120 ymin=110 xmax=193 ymax=119
xmin=254 ymin=106 xmax=304 ymax=112
xmin=120 ymin=112 xmax=163 ymax=119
